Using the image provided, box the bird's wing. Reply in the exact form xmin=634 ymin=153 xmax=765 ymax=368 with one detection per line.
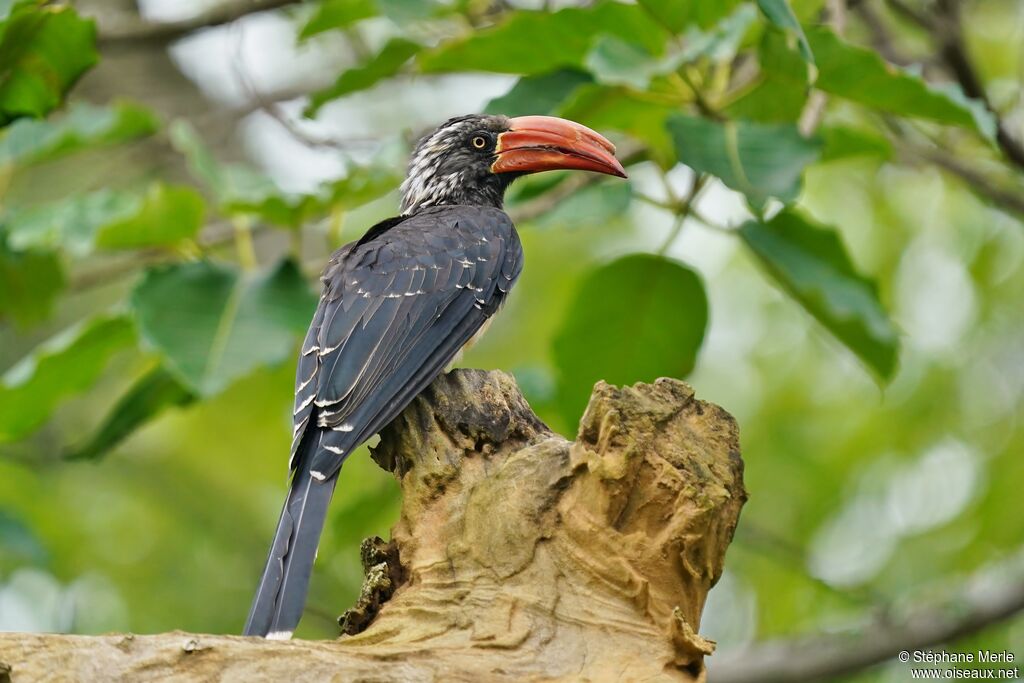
xmin=289 ymin=205 xmax=522 ymax=480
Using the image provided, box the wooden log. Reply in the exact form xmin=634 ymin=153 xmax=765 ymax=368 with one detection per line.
xmin=0 ymin=370 xmax=745 ymax=682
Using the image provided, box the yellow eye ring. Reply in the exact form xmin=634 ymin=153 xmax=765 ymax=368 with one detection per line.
xmin=472 ymin=136 xmax=487 ymax=149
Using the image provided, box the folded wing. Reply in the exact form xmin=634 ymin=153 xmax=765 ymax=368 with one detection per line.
xmin=290 ymin=204 xmax=523 ymax=480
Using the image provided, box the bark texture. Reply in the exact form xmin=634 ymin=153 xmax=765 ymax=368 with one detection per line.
xmin=0 ymin=370 xmax=745 ymax=682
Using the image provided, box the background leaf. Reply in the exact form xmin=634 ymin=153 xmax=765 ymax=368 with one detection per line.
xmin=306 ymin=38 xmax=419 ymax=116
xmin=486 ymin=70 xmax=593 ymax=117
xmin=66 ymin=365 xmax=196 ymax=461
xmin=169 ymin=121 xmax=395 ymax=227
xmin=820 ymin=125 xmax=893 ymax=162
xmin=95 ymin=185 xmax=205 ymax=250
xmin=0 ymin=237 xmax=64 ymax=327
xmin=0 ymin=509 xmax=47 ymax=569
xmin=808 ymin=28 xmax=996 ymax=140
xmin=558 ymin=85 xmax=677 ymax=167
xmin=0 ymin=101 xmax=158 ymax=167
xmin=585 ymin=37 xmax=663 ymax=90
xmin=0 ymin=3 xmax=97 ymax=123
xmin=0 ymin=314 xmax=134 ymax=442
xmin=740 ymin=210 xmax=900 ymax=379
xmin=585 ymin=5 xmax=757 ymax=89
xmin=666 ymin=114 xmax=822 ymax=205
xmin=533 ymin=182 xmax=632 ymax=229
xmin=298 ymin=0 xmax=376 ymax=40
xmin=131 ymin=259 xmax=317 ymax=396
xmin=757 ymin=0 xmax=813 ymax=63
xmin=418 ymin=1 xmax=663 ymax=76
xmin=638 ymin=0 xmax=744 ymax=32
xmin=724 ymin=28 xmax=809 ymax=123
xmin=169 ymin=120 xmax=294 ymax=220
xmin=674 ymin=3 xmax=759 ymax=63
xmin=376 ymin=0 xmax=439 ymax=25
xmin=7 ymin=190 xmax=137 ymax=255
xmin=552 ymin=254 xmax=708 ymax=422
xmin=7 ymin=184 xmax=205 ymax=255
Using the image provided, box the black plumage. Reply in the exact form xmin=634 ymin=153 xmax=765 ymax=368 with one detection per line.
xmin=244 ymin=204 xmax=522 ymax=638
xmin=304 ymin=205 xmax=522 ymax=479
xmin=243 ymin=113 xmax=623 ymax=639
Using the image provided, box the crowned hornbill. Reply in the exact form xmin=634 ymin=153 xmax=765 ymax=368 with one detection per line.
xmin=243 ymin=114 xmax=626 ymax=639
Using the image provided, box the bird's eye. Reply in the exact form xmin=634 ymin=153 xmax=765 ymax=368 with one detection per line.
xmin=471 ymin=135 xmax=488 ymax=149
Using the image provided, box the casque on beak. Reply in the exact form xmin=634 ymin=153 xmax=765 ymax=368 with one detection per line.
xmin=491 ymin=115 xmax=627 ymax=179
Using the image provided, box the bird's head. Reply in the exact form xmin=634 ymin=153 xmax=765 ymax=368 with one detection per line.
xmin=400 ymin=114 xmax=627 ymax=215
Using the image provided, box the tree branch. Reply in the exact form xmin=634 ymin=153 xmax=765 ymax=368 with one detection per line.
xmin=96 ymin=0 xmax=302 ymax=47
xmin=711 ymin=552 xmax=1024 ymax=683
xmin=0 ymin=371 xmax=746 ymax=682
xmin=851 ymin=1 xmax=913 ymax=66
xmin=857 ymin=0 xmax=1024 ymax=171
xmin=227 ymin=26 xmax=379 ymax=151
xmin=939 ymin=40 xmax=1024 ymax=171
xmin=904 ymin=143 xmax=1024 ymax=217
xmin=903 ymin=0 xmax=1024 ymax=171
xmin=798 ymin=0 xmax=848 ymax=136
xmin=884 ymin=0 xmax=934 ymax=30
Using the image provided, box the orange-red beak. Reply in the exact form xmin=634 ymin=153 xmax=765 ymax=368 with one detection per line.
xmin=491 ymin=115 xmax=627 ymax=179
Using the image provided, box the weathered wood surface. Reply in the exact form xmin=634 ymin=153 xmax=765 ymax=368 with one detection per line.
xmin=0 ymin=370 xmax=745 ymax=682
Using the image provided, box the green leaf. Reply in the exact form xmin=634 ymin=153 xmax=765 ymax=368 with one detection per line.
xmin=131 ymin=259 xmax=317 ymax=396
xmin=485 ymin=69 xmax=593 ymax=117
xmin=585 ymin=37 xmax=660 ymax=90
xmin=376 ymin=0 xmax=438 ymax=24
xmin=807 ymin=28 xmax=996 ymax=139
xmin=419 ymin=1 xmax=663 ymax=76
xmin=740 ymin=210 xmax=899 ymax=380
xmin=0 ymin=1 xmax=27 ymax=22
xmin=666 ymin=114 xmax=822 ymax=205
xmin=95 ymin=185 xmax=205 ymax=250
xmin=0 ymin=3 xmax=98 ymax=123
xmin=0 ymin=314 xmax=135 ymax=442
xmin=225 ymin=167 xmax=397 ymax=228
xmin=757 ymin=0 xmax=813 ymax=63
xmin=299 ymin=0 xmax=376 ymax=40
xmin=559 ymin=84 xmax=676 ymax=167
xmin=170 ymin=120 xmax=397 ymax=226
xmin=585 ymin=5 xmax=756 ymax=89
xmin=676 ymin=3 xmax=759 ymax=63
xmin=533 ymin=182 xmax=633 ymax=229
xmin=0 ymin=509 xmax=47 ymax=566
xmin=321 ymin=165 xmax=401 ymax=212
xmin=66 ymin=365 xmax=196 ymax=461
xmin=638 ymin=0 xmax=744 ymax=32
xmin=170 ymin=119 xmax=286 ymax=217
xmin=0 ymin=237 xmax=64 ymax=327
xmin=552 ymin=254 xmax=708 ymax=422
xmin=7 ymin=183 xmax=205 ymax=255
xmin=7 ymin=190 xmax=134 ymax=254
xmin=306 ymin=38 xmax=420 ymax=116
xmin=820 ymin=125 xmax=893 ymax=162
xmin=504 ymin=171 xmax=571 ymax=204
xmin=0 ymin=101 xmax=158 ymax=167
xmin=725 ymin=77 xmax=808 ymax=123
xmin=725 ymin=28 xmax=809 ymax=123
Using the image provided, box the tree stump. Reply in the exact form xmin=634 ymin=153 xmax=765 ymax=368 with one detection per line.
xmin=0 ymin=370 xmax=745 ymax=682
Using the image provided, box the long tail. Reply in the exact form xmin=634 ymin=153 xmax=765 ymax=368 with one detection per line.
xmin=243 ymin=430 xmax=338 ymax=638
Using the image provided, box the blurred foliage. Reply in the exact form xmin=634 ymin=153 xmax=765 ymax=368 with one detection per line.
xmin=0 ymin=1 xmax=96 ymax=124
xmin=0 ymin=0 xmax=1022 ymax=677
xmin=740 ymin=210 xmax=900 ymax=378
xmin=131 ymin=259 xmax=316 ymax=396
